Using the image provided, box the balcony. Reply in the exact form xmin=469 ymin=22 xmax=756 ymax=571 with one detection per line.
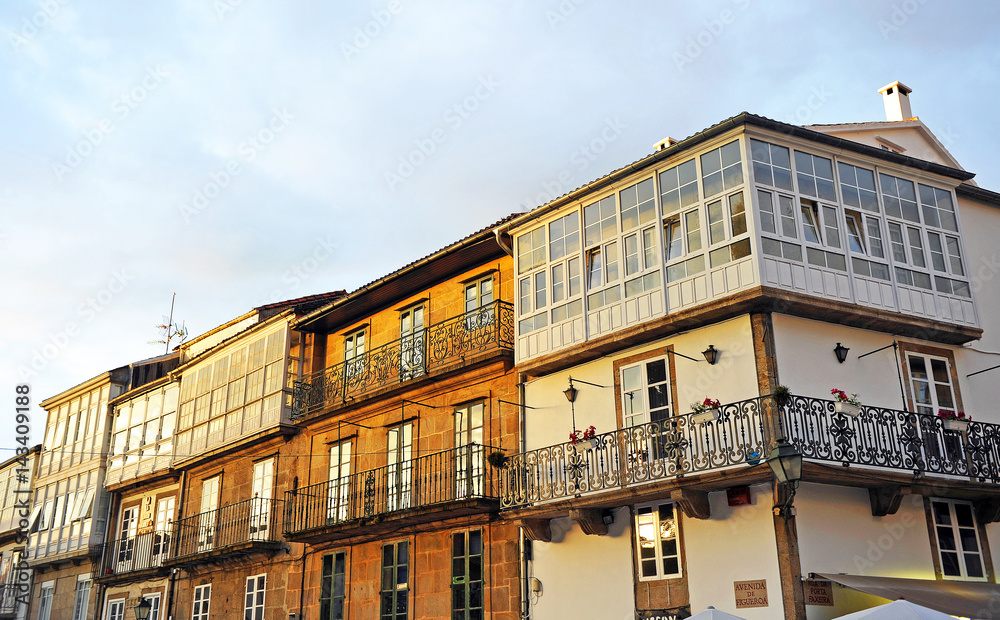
xmin=0 ymin=584 xmax=23 ymax=617
xmin=284 ymin=444 xmax=500 ymax=543
xmin=500 ymin=395 xmax=1000 ymax=510
xmin=167 ymin=497 xmax=284 ymax=566
xmin=96 ymin=530 xmax=172 ymax=582
xmin=292 ymin=301 xmax=514 ymax=418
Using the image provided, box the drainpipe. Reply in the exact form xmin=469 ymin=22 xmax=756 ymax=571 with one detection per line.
xmin=494 ymin=227 xmax=514 ymax=257
xmin=517 ymin=373 xmax=529 ymax=619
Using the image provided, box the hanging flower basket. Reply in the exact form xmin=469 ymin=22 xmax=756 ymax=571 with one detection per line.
xmin=834 ymin=401 xmax=862 ymax=417
xmin=690 ymin=398 xmax=722 ymax=424
xmin=831 ymin=389 xmax=862 ymax=417
xmin=569 ymin=426 xmax=597 ymax=453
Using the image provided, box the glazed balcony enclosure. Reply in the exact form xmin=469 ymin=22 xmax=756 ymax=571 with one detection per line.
xmin=284 ymin=444 xmax=499 ymax=543
xmin=292 ymin=301 xmax=514 ymax=419
xmin=500 ymin=394 xmax=1000 ymax=511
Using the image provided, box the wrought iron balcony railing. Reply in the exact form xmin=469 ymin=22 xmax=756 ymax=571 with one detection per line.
xmin=285 ymin=444 xmax=497 ymax=536
xmin=98 ymin=530 xmax=172 ymax=578
xmin=499 ymin=394 xmax=1000 ymax=509
xmin=172 ymin=497 xmax=283 ymax=560
xmin=292 ymin=301 xmax=514 ymax=418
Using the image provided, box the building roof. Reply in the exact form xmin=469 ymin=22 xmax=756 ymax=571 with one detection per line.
xmin=498 ymin=111 xmax=976 ymax=234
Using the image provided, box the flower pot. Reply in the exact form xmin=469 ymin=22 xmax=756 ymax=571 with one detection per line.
xmin=572 ymin=439 xmax=597 ymax=454
xmin=691 ymin=408 xmax=720 ymax=424
xmin=834 ymin=401 xmax=862 ymax=417
xmin=943 ymin=419 xmax=969 ymax=432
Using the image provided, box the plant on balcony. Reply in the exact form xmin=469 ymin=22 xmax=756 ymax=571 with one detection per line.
xmin=937 ymin=409 xmax=971 ymax=432
xmin=569 ymin=426 xmax=597 ymax=454
xmin=830 ymin=388 xmax=862 ymax=417
xmin=772 ymin=385 xmax=792 ymax=410
xmin=487 ymin=450 xmax=509 ymax=468
xmin=690 ymin=398 xmax=722 ymax=424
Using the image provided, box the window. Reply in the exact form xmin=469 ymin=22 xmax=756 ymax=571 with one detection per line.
xmin=516 ymin=226 xmax=545 ymax=275
xmin=620 ymin=357 xmax=671 ymax=429
xmin=145 ymin=594 xmax=162 ymax=620
xmin=380 ymin=541 xmax=409 ymax=620
xmin=750 ymin=139 xmax=793 ymax=191
xmin=152 ymin=497 xmax=174 ymax=564
xmin=345 ymin=329 xmax=366 ymax=378
xmin=71 ymin=578 xmax=91 ymax=620
xmin=584 ymin=195 xmax=617 ymax=247
xmin=250 ymin=459 xmax=275 ymax=539
xmin=545 ymin=213 xmax=582 ymax=324
xmin=328 ymin=442 xmax=351 ymax=523
xmin=906 ymin=353 xmax=958 ymax=417
xmin=321 ymin=552 xmax=347 ymax=620
xmin=465 ymin=277 xmax=494 ymax=314
xmin=620 ymin=178 xmax=656 ymax=231
xmin=198 ymin=476 xmax=220 ymax=552
xmin=701 ymin=140 xmax=743 ymax=198
xmin=455 ymin=403 xmax=484 ymax=499
xmin=635 ymin=502 xmax=682 ymax=580
xmin=918 ymin=184 xmax=958 ymax=232
xmin=837 ymin=162 xmax=879 ymax=212
xmin=244 ymin=574 xmax=266 ymax=620
xmin=548 ymin=213 xmax=580 ymax=261
xmin=37 ymin=582 xmax=54 ymax=620
xmin=452 ymin=531 xmax=484 ymax=620
xmin=117 ymin=506 xmax=138 ymax=567
xmin=845 ymin=215 xmax=866 ymax=254
xmin=879 ymin=173 xmax=920 ymax=222
xmin=399 ymin=305 xmax=425 ymax=378
xmin=794 ymin=151 xmax=837 ymax=202
xmin=387 ymin=424 xmax=413 ymax=512
xmin=104 ymin=598 xmax=124 ymax=620
xmin=192 ymin=584 xmax=211 ymax=620
xmin=931 ymin=499 xmax=986 ymax=580
xmin=659 ymin=159 xmax=698 ymax=215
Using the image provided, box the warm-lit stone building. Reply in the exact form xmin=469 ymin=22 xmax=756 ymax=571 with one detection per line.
xmin=0 ymin=445 xmax=39 ymax=620
xmin=497 ymin=83 xmax=1000 ymax=619
xmin=284 ymin=223 xmax=522 ymax=620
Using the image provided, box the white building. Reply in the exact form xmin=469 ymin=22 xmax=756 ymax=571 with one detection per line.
xmin=495 ymin=83 xmax=1000 ymax=619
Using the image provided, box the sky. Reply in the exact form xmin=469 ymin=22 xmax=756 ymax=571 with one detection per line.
xmin=2 ymin=0 xmax=1000 ymax=448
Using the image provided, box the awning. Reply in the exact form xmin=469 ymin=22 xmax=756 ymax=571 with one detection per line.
xmin=816 ymin=573 xmax=1000 ymax=618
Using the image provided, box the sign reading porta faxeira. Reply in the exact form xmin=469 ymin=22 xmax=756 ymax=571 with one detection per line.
xmin=734 ymin=579 xmax=768 ymax=609
xmin=804 ymin=580 xmax=835 ymax=606
xmin=635 ymin=607 xmax=689 ymax=620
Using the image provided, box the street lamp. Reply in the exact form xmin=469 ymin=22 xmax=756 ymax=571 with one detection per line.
xmin=766 ymin=438 xmax=802 ymax=521
xmin=135 ymin=597 xmax=152 ymax=620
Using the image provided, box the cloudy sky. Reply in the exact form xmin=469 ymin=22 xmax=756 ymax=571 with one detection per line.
xmin=2 ymin=0 xmax=999 ymax=446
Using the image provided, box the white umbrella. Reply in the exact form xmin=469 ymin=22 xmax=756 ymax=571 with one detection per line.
xmin=687 ymin=607 xmax=748 ymax=620
xmin=833 ymin=599 xmax=959 ymax=620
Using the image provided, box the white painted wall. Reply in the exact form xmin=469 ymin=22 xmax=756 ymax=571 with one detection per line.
xmin=685 ymin=484 xmax=783 ymax=619
xmin=528 ymin=507 xmax=635 ymax=620
xmin=523 ymin=315 xmax=759 ymax=451
xmin=795 ymin=482 xmax=935 ymax=619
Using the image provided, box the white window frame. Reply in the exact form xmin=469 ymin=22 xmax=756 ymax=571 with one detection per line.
xmin=71 ymin=575 xmax=91 ymax=620
xmin=192 ymin=583 xmax=212 ymax=620
xmin=634 ymin=501 xmax=682 ymax=581
xmin=37 ymin=581 xmax=54 ymax=620
xmin=930 ymin=498 xmax=987 ymax=581
xmin=906 ymin=352 xmax=959 ymax=417
xmin=328 ymin=441 xmax=352 ymax=523
xmin=244 ymin=574 xmax=266 ymax=620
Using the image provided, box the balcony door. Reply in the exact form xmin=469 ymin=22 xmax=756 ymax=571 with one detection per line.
xmin=399 ymin=306 xmax=426 ymax=380
xmin=344 ymin=330 xmax=366 ymax=383
xmin=250 ymin=459 xmax=275 ymax=540
xmin=465 ymin=277 xmax=494 ymax=330
xmin=907 ymin=352 xmax=963 ymax=463
xmin=151 ymin=497 xmax=174 ymax=566
xmin=620 ymin=357 xmax=675 ymax=462
xmin=116 ymin=506 xmax=138 ymax=571
xmin=198 ymin=476 xmax=220 ymax=552
xmin=387 ymin=424 xmax=413 ymax=512
xmin=327 ymin=442 xmax=351 ymax=524
xmin=455 ymin=402 xmax=484 ymax=499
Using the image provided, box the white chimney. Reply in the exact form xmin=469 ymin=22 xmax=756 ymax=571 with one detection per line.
xmin=654 ymin=136 xmax=678 ymax=151
xmin=878 ymin=81 xmax=913 ymax=122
